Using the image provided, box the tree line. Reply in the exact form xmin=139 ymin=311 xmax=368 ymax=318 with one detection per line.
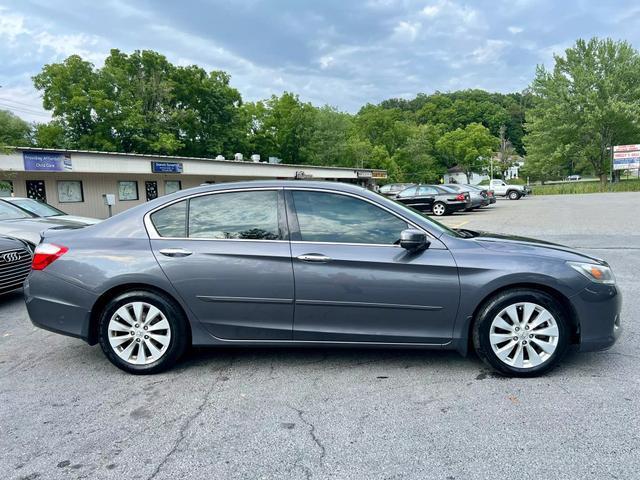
xmin=3 ymin=37 xmax=640 ymax=183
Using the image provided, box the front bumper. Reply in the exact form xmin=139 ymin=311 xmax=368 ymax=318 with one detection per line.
xmin=571 ymin=283 xmax=622 ymax=352
xmin=24 ymin=271 xmax=96 ymax=343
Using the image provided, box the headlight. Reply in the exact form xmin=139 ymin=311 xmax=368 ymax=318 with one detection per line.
xmin=567 ymin=261 xmax=615 ymax=284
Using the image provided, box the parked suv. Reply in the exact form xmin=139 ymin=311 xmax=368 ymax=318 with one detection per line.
xmin=394 ymin=184 xmax=470 ymax=216
xmin=489 ymin=179 xmax=531 ymax=200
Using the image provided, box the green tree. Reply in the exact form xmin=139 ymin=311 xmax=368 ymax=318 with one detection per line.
xmin=303 ymin=106 xmax=354 ymax=166
xmin=244 ymin=92 xmax=316 ymax=164
xmin=33 ymin=49 xmax=245 ymax=157
xmin=436 ymin=123 xmax=499 ymax=181
xmin=0 ymin=109 xmax=32 ymax=147
xmin=525 ymin=38 xmax=640 ymax=183
xmin=393 ymin=124 xmax=446 ymax=183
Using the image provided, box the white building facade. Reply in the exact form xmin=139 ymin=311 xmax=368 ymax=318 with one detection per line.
xmin=0 ymin=148 xmax=386 ymax=219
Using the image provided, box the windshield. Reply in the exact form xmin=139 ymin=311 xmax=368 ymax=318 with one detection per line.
xmin=10 ymin=198 xmax=66 ymax=217
xmin=0 ymin=201 xmax=34 ymax=220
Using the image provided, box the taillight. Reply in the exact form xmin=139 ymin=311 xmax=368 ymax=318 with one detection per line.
xmin=455 ymin=194 xmax=465 ymax=201
xmin=32 ymin=243 xmax=68 ymax=271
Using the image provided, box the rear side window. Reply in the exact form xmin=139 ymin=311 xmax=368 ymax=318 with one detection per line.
xmin=292 ymin=191 xmax=408 ymax=244
xmin=397 ymin=187 xmax=417 ymax=198
xmin=417 ymin=186 xmax=438 ymax=195
xmin=150 ymin=200 xmax=187 ymax=237
xmin=189 ymin=190 xmax=280 ymax=240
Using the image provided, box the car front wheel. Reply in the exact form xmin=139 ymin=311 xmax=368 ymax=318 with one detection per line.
xmin=98 ymin=290 xmax=189 ymax=374
xmin=508 ymin=190 xmax=521 ymax=200
xmin=472 ymin=289 xmax=569 ymax=377
xmin=432 ymin=202 xmax=447 ymax=216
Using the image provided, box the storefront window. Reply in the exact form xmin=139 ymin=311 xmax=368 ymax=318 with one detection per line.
xmin=57 ymin=181 xmax=84 ymax=203
xmin=118 ymin=181 xmax=139 ymax=201
xmin=165 ymin=180 xmax=181 ymax=195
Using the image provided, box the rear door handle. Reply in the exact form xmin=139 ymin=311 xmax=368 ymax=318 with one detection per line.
xmin=159 ymin=248 xmax=193 ymax=257
xmin=296 ymin=253 xmax=331 ymax=263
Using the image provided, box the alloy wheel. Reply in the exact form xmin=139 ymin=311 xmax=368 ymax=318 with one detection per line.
xmin=107 ymin=301 xmax=172 ymax=365
xmin=433 ymin=203 xmax=446 ymax=216
xmin=489 ymin=301 xmax=559 ymax=369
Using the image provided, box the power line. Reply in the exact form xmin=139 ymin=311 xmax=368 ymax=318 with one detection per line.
xmin=0 ymin=103 xmax=51 ymax=119
xmin=0 ymin=96 xmax=44 ymax=108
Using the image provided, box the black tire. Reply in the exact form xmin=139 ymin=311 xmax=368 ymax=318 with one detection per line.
xmin=472 ymin=289 xmax=569 ymax=377
xmin=432 ymin=201 xmax=447 ymax=216
xmin=98 ymin=290 xmax=189 ymax=374
xmin=507 ymin=190 xmax=521 ymax=200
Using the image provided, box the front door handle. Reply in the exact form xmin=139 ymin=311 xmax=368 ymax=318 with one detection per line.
xmin=296 ymin=253 xmax=331 ymax=263
xmin=159 ymin=248 xmax=193 ymax=257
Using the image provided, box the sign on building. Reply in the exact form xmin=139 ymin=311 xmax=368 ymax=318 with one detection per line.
xmin=151 ymin=161 xmax=183 ymax=173
xmin=23 ymin=152 xmax=72 ymax=171
xmin=613 ymin=145 xmax=640 ymax=170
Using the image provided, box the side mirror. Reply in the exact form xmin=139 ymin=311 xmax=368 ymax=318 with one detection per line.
xmin=400 ymin=229 xmax=430 ymax=252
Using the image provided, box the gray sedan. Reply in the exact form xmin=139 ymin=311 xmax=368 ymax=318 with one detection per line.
xmin=25 ymin=181 xmax=621 ymax=377
xmin=443 ymin=184 xmax=487 ymax=209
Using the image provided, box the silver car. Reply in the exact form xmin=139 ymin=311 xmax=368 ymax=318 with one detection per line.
xmin=1 ymin=197 xmax=100 ymax=225
xmin=443 ymin=184 xmax=486 ymax=209
xmin=25 ymin=181 xmax=621 ymax=377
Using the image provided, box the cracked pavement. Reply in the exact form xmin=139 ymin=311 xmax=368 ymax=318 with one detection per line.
xmin=1 ymin=192 xmax=639 ymax=479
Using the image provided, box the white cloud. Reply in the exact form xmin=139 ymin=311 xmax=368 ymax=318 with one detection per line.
xmin=0 ymin=7 xmax=28 ymax=44
xmin=34 ymin=32 xmax=104 ymax=64
xmin=470 ymin=39 xmax=509 ymax=64
xmin=508 ymin=26 xmax=523 ymax=34
xmin=392 ymin=20 xmax=421 ymax=42
xmin=319 ymin=55 xmax=334 ymax=69
xmin=420 ymin=0 xmax=478 ymax=25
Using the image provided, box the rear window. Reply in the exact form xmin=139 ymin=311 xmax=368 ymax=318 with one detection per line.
xmin=150 ymin=200 xmax=187 ymax=237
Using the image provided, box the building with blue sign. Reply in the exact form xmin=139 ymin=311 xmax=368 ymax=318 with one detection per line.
xmin=1 ymin=148 xmax=386 ymax=219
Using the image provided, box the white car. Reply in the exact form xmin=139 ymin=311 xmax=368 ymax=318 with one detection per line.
xmin=489 ymin=179 xmax=531 ymax=200
xmin=1 ymin=197 xmax=100 ymax=226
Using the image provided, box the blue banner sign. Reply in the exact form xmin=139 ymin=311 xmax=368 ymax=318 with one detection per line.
xmin=151 ymin=161 xmax=183 ymax=174
xmin=613 ymin=152 xmax=640 ymax=170
xmin=23 ymin=152 xmax=72 ymax=172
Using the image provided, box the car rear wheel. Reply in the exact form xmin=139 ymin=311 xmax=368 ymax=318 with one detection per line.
xmin=432 ymin=202 xmax=447 ymax=216
xmin=472 ymin=289 xmax=569 ymax=377
xmin=98 ymin=290 xmax=188 ymax=374
xmin=508 ymin=190 xmax=521 ymax=200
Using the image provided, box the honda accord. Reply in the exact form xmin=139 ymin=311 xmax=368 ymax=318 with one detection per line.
xmin=25 ymin=181 xmax=621 ymax=376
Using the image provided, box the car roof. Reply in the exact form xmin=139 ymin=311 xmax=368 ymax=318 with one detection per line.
xmin=175 ymin=180 xmax=373 ymax=196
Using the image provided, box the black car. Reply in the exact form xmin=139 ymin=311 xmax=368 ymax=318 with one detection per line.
xmin=394 ymin=184 xmax=470 ymax=216
xmin=0 ymin=235 xmax=32 ymax=295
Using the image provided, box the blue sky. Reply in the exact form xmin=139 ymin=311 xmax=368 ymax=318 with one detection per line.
xmin=1 ymin=0 xmax=640 ymax=122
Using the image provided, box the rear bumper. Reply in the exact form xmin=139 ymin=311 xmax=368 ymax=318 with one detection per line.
xmin=24 ymin=271 xmax=96 ymax=343
xmin=446 ymin=202 xmax=468 ymax=213
xmin=571 ymin=283 xmax=622 ymax=352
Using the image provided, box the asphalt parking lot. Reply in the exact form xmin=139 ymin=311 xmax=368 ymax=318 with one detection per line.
xmin=1 ymin=192 xmax=639 ymax=480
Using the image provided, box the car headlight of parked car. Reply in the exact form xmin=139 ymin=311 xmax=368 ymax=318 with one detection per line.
xmin=567 ymin=261 xmax=615 ymax=284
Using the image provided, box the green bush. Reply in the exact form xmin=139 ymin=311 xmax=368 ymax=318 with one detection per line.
xmin=532 ymin=179 xmax=640 ymax=195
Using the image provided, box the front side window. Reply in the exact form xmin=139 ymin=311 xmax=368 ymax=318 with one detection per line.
xmin=292 ymin=191 xmax=408 ymax=245
xmin=189 ymin=190 xmax=280 ymax=240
